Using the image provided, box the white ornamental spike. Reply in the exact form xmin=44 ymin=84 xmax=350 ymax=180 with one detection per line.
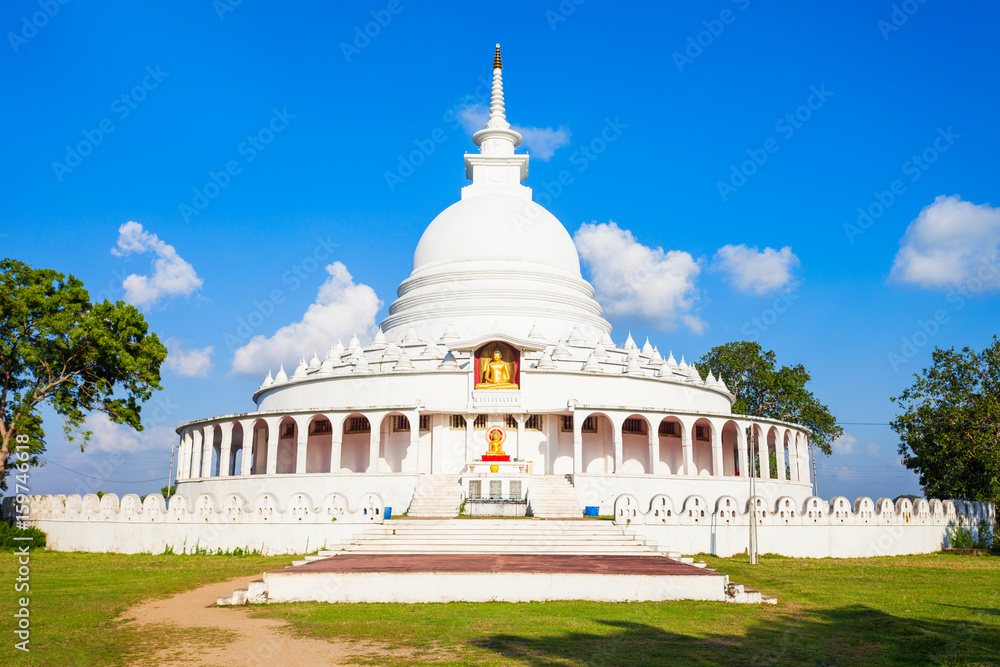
xmin=274 ymin=364 xmax=288 ymax=383
xmin=307 ymin=351 xmax=321 ymax=372
xmin=527 ymin=321 xmax=545 ymax=340
xmin=583 ymin=353 xmax=602 ymax=373
xmin=623 ymin=331 xmax=637 ymax=350
xmin=370 ymin=327 xmax=387 ymax=349
xmin=354 ymin=355 xmax=371 ymax=374
xmin=536 ymin=349 xmax=556 ymax=370
xmin=394 ymin=349 xmax=414 ymax=371
xmin=650 ymin=346 xmax=663 ymax=364
xmin=259 ymin=370 xmax=274 ymax=389
xmin=291 ymin=357 xmax=308 ymax=379
xmin=667 ymin=351 xmax=678 ymax=367
xmin=472 ymin=45 xmax=522 ymax=157
xmin=641 ymin=337 xmax=653 ymax=356
xmin=441 ymin=322 xmax=460 ymax=341
xmin=600 ymin=331 xmax=615 ymax=348
xmin=439 ymin=351 xmax=460 ymax=370
xmin=593 ymin=341 xmax=609 ymax=360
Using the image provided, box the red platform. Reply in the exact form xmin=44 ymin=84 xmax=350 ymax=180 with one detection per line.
xmin=480 ymin=454 xmax=511 ymax=462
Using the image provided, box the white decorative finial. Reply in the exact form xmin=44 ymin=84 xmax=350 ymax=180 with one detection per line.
xmin=473 ymin=44 xmax=522 ymax=155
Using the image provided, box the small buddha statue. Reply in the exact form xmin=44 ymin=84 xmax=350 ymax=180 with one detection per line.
xmin=486 ymin=429 xmax=506 ymax=456
xmin=476 ymin=348 xmax=518 ymax=389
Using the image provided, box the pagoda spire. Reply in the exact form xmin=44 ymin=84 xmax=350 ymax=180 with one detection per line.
xmin=465 ymin=44 xmax=529 ymax=192
xmin=473 ymin=44 xmax=521 ymax=156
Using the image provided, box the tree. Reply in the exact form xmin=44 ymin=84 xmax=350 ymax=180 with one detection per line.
xmin=0 ymin=259 xmax=168 ymax=488
xmin=696 ymin=341 xmax=842 ymax=455
xmin=891 ymin=336 xmax=1000 ymax=505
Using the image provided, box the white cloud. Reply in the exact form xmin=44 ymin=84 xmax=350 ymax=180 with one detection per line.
xmin=456 ymin=101 xmax=570 ymax=161
xmin=574 ymin=221 xmax=704 ymax=333
xmin=86 ymin=412 xmax=176 ymax=454
xmin=890 ymin=195 xmax=1000 ymax=289
xmin=832 ymin=433 xmax=857 ymax=456
xmin=712 ymin=244 xmax=800 ymax=294
xmin=112 ymin=221 xmax=203 ymax=308
xmin=164 ymin=339 xmax=213 ymax=378
xmin=231 ymin=262 xmax=381 ymax=375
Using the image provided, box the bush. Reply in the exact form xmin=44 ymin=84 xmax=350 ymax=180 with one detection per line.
xmin=948 ymin=520 xmax=994 ymax=550
xmin=0 ymin=521 xmax=47 ymax=549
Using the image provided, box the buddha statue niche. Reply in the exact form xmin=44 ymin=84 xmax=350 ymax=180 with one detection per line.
xmin=476 ymin=347 xmax=518 ymax=389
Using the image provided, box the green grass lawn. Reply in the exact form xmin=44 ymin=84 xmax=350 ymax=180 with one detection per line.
xmin=242 ymin=552 xmax=1000 ymax=667
xmin=0 ymin=550 xmax=290 ymax=667
xmin=1 ymin=550 xmax=998 ymax=666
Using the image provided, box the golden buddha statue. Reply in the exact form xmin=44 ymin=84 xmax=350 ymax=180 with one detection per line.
xmin=475 ymin=348 xmax=518 ymax=389
xmin=486 ymin=429 xmax=506 ymax=456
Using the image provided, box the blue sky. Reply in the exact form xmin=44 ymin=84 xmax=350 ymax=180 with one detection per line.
xmin=3 ymin=1 xmax=998 ymax=502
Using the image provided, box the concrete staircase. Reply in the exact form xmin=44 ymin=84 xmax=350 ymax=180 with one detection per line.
xmin=406 ymin=474 xmax=462 ymax=517
xmin=527 ymin=474 xmax=583 ymax=518
xmin=314 ymin=518 xmax=661 ymax=556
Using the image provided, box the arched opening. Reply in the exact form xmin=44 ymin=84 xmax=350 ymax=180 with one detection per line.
xmin=765 ymin=426 xmax=779 ymax=480
xmin=306 ymin=415 xmax=333 ymax=473
xmin=658 ymin=417 xmax=683 ymax=475
xmin=722 ymin=421 xmax=740 ymax=476
xmin=379 ymin=413 xmax=412 ymax=473
xmin=341 ymin=413 xmax=371 ymax=473
xmin=691 ymin=418 xmax=714 ymax=476
xmin=620 ymin=414 xmax=650 ymax=474
xmin=275 ymin=416 xmax=298 ymax=474
xmin=581 ymin=412 xmax=613 ymax=473
xmin=230 ymin=422 xmax=244 ymax=476
xmin=250 ymin=419 xmax=268 ymax=475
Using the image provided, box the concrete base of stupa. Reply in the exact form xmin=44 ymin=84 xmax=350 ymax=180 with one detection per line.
xmin=246 ymin=553 xmax=740 ymax=604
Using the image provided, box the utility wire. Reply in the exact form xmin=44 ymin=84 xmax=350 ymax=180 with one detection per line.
xmin=37 ymin=456 xmax=164 ymax=484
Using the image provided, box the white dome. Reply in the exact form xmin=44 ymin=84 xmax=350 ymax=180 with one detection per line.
xmin=413 ymin=193 xmax=581 ymax=275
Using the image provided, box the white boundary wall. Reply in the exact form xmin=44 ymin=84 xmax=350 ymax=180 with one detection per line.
xmin=7 ymin=491 xmax=994 ymax=558
xmin=614 ymin=493 xmax=995 ymax=558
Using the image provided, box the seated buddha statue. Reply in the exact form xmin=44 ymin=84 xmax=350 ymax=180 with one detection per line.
xmin=486 ymin=429 xmax=506 ymax=456
xmin=475 ymin=348 xmax=518 ymax=389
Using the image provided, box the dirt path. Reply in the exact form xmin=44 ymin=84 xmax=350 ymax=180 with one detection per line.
xmin=119 ymin=574 xmax=375 ymax=666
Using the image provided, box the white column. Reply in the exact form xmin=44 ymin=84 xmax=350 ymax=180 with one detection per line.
xmin=218 ymin=421 xmax=234 ymax=478
xmin=265 ymin=416 xmax=280 ymax=475
xmin=465 ymin=413 xmax=475 ymax=465
xmin=409 ymin=409 xmax=421 ymax=473
xmin=239 ymin=420 xmax=254 ymax=476
xmin=648 ymin=426 xmax=657 ymax=475
xmin=711 ymin=422 xmax=723 ymax=477
xmin=368 ymin=413 xmax=381 ymax=473
xmin=737 ymin=424 xmax=749 ymax=479
xmin=515 ymin=414 xmax=525 ymax=462
xmin=572 ymin=413 xmax=583 ymax=474
xmin=777 ymin=432 xmax=788 ymax=481
xmin=200 ymin=425 xmax=214 ymax=477
xmin=611 ymin=417 xmax=622 ymax=474
xmin=329 ymin=416 xmax=343 ymax=474
xmin=178 ymin=431 xmax=191 ymax=479
xmin=681 ymin=427 xmax=694 ymax=476
xmin=190 ymin=428 xmax=204 ymax=479
xmin=801 ymin=435 xmax=811 ymax=487
xmin=294 ymin=416 xmax=308 ymax=475
xmin=430 ymin=414 xmax=444 ymax=474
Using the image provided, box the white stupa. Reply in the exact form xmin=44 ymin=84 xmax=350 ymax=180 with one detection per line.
xmin=173 ymin=45 xmax=813 ymax=516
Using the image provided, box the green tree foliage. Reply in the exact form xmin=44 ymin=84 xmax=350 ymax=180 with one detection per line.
xmin=696 ymin=341 xmax=842 ymax=455
xmin=891 ymin=336 xmax=1000 ymax=505
xmin=0 ymin=259 xmax=167 ymax=488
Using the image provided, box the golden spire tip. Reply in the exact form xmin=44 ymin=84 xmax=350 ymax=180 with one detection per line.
xmin=493 ymin=44 xmax=502 ymax=70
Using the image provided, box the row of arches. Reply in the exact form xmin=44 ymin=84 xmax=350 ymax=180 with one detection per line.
xmin=176 ymin=410 xmax=810 ymax=484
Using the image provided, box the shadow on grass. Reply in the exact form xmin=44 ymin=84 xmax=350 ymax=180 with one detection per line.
xmin=473 ymin=606 xmax=1000 ymax=667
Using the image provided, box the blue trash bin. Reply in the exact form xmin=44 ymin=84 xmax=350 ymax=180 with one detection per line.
xmin=384 ymin=506 xmax=392 ymax=520
xmin=584 ymin=506 xmax=599 ymax=517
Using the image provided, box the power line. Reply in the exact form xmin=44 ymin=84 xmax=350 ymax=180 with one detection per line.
xmin=37 ymin=456 xmax=164 ymax=484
